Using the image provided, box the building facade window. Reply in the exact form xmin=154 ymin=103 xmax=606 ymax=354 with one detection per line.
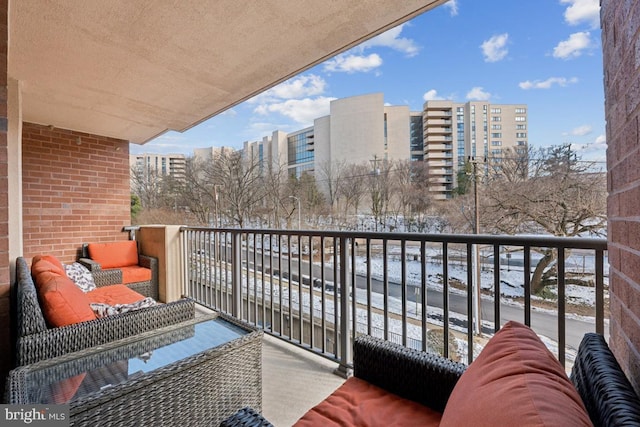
xmin=516 ymin=132 xmax=527 ymax=138
xmin=491 ymin=108 xmax=502 ymax=114
xmin=515 ymin=108 xmax=526 ymax=113
xmin=515 ymin=116 xmax=526 ymax=122
xmin=491 ymin=124 xmax=502 ymax=130
xmin=516 ymin=124 xmax=527 ymax=130
xmin=491 ymin=116 xmax=502 ymax=122
xmin=491 ymin=140 xmax=502 ymax=146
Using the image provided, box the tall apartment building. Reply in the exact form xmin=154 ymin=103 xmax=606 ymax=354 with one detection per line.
xmin=423 ymin=100 xmax=528 ymax=199
xmin=130 ymin=153 xmax=187 ymax=181
xmin=243 ymin=93 xmax=413 ymax=195
xmin=184 ymin=93 xmax=528 ymax=201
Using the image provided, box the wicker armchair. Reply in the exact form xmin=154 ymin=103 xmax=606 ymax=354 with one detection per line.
xmin=14 ymin=257 xmax=195 ymax=366
xmin=79 ymin=242 xmax=158 ymax=300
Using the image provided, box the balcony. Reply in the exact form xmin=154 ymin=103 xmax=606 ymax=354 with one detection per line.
xmin=170 ymin=226 xmax=607 ymax=422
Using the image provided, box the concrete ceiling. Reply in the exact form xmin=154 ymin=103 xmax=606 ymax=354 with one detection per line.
xmin=9 ymin=0 xmax=448 ymax=144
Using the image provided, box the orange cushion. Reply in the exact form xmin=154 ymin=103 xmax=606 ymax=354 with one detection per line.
xmin=87 ymin=284 xmax=145 ymax=306
xmin=294 ymin=377 xmax=442 ymax=427
xmin=120 ymin=265 xmax=152 ymax=284
xmin=36 ymin=273 xmax=96 ymax=327
xmin=439 ymin=321 xmax=592 ymax=427
xmin=32 ymin=255 xmax=66 ymax=277
xmin=88 ymin=241 xmax=139 ymax=269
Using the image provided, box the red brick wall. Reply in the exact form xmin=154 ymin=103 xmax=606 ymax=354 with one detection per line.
xmin=22 ymin=123 xmax=131 ymax=263
xmin=601 ymin=0 xmax=640 ymax=393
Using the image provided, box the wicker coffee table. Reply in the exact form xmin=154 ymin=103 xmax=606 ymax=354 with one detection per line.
xmin=7 ymin=313 xmax=262 ymax=426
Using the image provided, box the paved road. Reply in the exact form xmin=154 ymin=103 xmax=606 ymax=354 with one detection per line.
xmin=227 ymin=245 xmax=603 ymax=351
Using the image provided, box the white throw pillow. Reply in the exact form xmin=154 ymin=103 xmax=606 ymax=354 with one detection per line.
xmin=65 ymin=262 xmax=97 ymax=292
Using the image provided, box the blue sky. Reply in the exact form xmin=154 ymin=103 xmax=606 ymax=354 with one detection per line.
xmin=132 ymin=0 xmax=606 ymax=163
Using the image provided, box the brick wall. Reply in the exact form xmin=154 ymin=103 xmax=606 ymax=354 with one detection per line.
xmin=22 ymin=123 xmax=131 ymax=263
xmin=601 ymin=0 xmax=640 ymax=393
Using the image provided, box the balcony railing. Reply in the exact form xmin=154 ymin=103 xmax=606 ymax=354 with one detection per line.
xmin=180 ymin=228 xmax=607 ymax=372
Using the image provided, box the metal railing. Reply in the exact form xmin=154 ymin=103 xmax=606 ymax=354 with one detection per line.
xmin=180 ymin=227 xmax=607 ymax=370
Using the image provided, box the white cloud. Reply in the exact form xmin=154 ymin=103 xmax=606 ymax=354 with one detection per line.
xmin=249 ymin=74 xmax=326 ymax=104
xmin=466 ymin=87 xmax=491 ymax=101
xmin=423 ymin=89 xmax=443 ymax=101
xmin=324 ymin=53 xmax=383 ymax=73
xmin=594 ymin=134 xmax=606 ymax=145
xmin=560 ymin=0 xmax=600 ymax=29
xmin=481 ymin=33 xmax=509 ymax=62
xmin=220 ymin=108 xmax=237 ymax=117
xmin=519 ymin=76 xmax=579 ymax=89
xmin=254 ymin=96 xmax=336 ymax=124
xmin=444 ymin=0 xmax=459 ymax=16
xmin=361 ymin=24 xmax=420 ymax=57
xmin=553 ymin=32 xmax=592 ymax=59
xmin=571 ymin=125 xmax=593 ymax=136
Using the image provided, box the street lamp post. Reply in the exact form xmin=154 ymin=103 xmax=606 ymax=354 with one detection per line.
xmin=469 ymin=156 xmax=483 ymax=335
xmin=289 ymin=196 xmax=301 ymax=229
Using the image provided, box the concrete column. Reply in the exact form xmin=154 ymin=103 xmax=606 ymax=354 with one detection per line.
xmin=8 ymin=78 xmax=22 ymax=275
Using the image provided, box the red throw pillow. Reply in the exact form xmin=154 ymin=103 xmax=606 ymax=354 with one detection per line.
xmin=88 ymin=241 xmax=139 ymax=269
xmin=32 ymin=255 xmax=66 ymax=277
xmin=440 ymin=321 xmax=592 ymax=427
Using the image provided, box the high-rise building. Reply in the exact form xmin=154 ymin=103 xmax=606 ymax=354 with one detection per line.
xmin=130 ymin=153 xmax=187 ymax=181
xmin=164 ymin=93 xmax=527 ymax=201
xmin=423 ymin=100 xmax=528 ymax=199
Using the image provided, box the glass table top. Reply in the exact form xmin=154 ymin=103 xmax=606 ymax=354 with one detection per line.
xmin=19 ymin=316 xmax=250 ymax=404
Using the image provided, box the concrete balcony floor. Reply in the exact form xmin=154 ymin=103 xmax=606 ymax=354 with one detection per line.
xmin=262 ymin=334 xmax=346 ymax=426
xmin=195 ymin=304 xmax=345 ymax=426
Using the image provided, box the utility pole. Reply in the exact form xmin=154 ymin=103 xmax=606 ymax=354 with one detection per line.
xmin=469 ymin=156 xmax=483 ymax=335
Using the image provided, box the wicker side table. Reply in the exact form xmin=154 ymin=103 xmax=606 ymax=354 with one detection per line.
xmin=7 ymin=313 xmax=263 ymax=427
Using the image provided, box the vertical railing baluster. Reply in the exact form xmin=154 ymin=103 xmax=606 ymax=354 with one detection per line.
xmin=494 ymin=244 xmax=501 ymax=332
xmin=595 ymin=248 xmax=604 ymax=335
xmin=366 ymin=237 xmax=372 ymax=336
xmin=466 ymin=243 xmax=474 ymax=365
xmin=336 ymin=236 xmax=351 ymax=377
xmin=401 ymin=239 xmax=407 ymax=347
xmin=383 ymin=239 xmax=389 ymax=340
xmin=524 ymin=245 xmax=531 ymax=326
xmin=421 ymin=240 xmax=427 ymax=353
xmin=231 ymin=231 xmax=242 ymax=319
xmin=557 ymin=247 xmax=566 ymax=367
xmin=443 ymin=242 xmax=450 ymax=359
xmin=320 ymin=235 xmax=326 ymax=354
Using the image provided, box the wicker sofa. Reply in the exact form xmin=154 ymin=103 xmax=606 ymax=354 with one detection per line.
xmin=14 ymin=256 xmax=195 ymax=366
xmin=223 ymin=321 xmax=640 ymax=427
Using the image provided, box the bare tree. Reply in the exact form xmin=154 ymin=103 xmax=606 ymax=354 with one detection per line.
xmin=483 ymin=144 xmax=607 ymax=294
xmin=367 ymin=157 xmax=392 ymax=231
xmin=340 ymin=163 xmax=369 ymax=223
xmin=205 ymin=150 xmax=266 ymax=228
xmin=131 ymin=164 xmax=163 ymax=209
xmin=317 ymin=160 xmax=347 ymax=214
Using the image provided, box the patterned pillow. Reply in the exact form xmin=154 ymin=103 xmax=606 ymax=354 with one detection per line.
xmin=64 ymin=262 xmax=97 ymax=292
xmin=90 ymin=297 xmax=157 ymax=318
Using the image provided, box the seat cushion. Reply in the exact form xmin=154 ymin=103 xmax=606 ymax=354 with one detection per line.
xmin=294 ymin=377 xmax=442 ymax=427
xmin=36 ymin=272 xmax=97 ymax=327
xmin=440 ymin=321 xmax=592 ymax=427
xmin=87 ymin=241 xmax=139 ymax=269
xmin=87 ymin=284 xmax=145 ymax=306
xmin=32 ymin=255 xmax=67 ymax=277
xmin=120 ymin=265 xmax=152 ymax=284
